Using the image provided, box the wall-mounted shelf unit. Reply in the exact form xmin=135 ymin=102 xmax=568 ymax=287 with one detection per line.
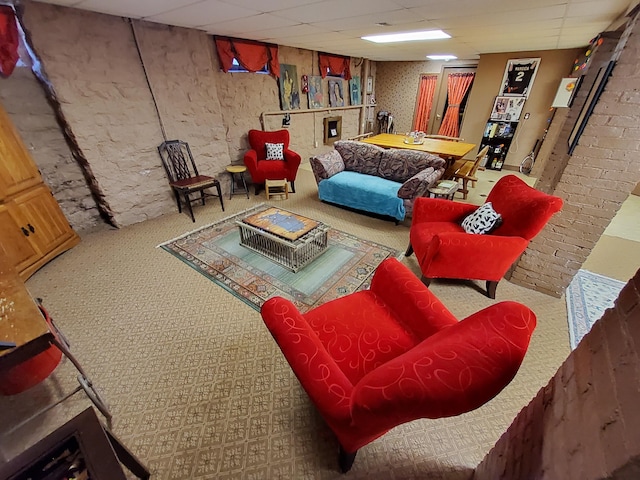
xmin=480 ymin=120 xmax=518 ymax=170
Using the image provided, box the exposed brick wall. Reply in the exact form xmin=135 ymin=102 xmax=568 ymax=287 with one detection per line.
xmin=474 ymin=267 xmax=640 ymax=480
xmin=510 ymin=14 xmax=640 ymax=296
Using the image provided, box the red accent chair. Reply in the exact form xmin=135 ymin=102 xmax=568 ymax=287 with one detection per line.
xmin=406 ymin=174 xmax=563 ymax=298
xmin=244 ymin=129 xmax=301 ymax=194
xmin=260 ymin=258 xmax=537 ymax=472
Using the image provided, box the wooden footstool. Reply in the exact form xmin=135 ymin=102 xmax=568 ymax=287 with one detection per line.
xmin=265 ymin=179 xmax=288 ymax=200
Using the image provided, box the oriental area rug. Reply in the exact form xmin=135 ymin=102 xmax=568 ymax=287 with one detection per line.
xmin=565 ymin=269 xmax=625 ymax=350
xmin=158 ymin=204 xmax=400 ymax=313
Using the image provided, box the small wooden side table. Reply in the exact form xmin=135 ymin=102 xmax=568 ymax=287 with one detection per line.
xmin=226 ymin=165 xmax=249 ymax=199
xmin=265 ymin=179 xmax=289 ymax=200
xmin=428 ymin=180 xmax=459 ymax=200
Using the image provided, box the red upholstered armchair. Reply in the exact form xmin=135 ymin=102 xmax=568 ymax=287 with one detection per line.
xmin=261 ymin=258 xmax=537 ymax=472
xmin=244 ymin=129 xmax=302 ymax=194
xmin=406 ymin=174 xmax=563 ymax=298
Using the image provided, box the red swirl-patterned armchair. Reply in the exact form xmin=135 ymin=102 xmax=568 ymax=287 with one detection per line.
xmin=260 ymin=258 xmax=536 ymax=472
xmin=406 ymin=174 xmax=563 ymax=298
xmin=243 ymin=129 xmax=302 ymax=195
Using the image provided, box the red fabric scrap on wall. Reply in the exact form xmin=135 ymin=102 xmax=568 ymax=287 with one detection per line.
xmin=318 ymin=53 xmax=351 ymax=80
xmin=214 ymin=36 xmax=279 ymax=78
xmin=0 ymin=6 xmax=19 ymax=77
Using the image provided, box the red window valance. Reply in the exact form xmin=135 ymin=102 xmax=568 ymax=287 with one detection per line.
xmin=214 ymin=36 xmax=279 ymax=78
xmin=0 ymin=5 xmax=19 ymax=78
xmin=318 ymin=52 xmax=351 ymax=80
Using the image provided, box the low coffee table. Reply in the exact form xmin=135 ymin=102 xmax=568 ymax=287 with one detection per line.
xmin=428 ymin=180 xmax=459 ymax=200
xmin=237 ymin=207 xmax=329 ymax=272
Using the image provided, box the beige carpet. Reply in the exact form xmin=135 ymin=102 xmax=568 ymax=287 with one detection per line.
xmin=1 ymin=167 xmax=573 ymax=479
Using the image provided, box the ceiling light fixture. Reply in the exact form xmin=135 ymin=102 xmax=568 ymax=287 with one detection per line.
xmin=427 ymin=54 xmax=458 ymax=61
xmin=362 ymin=30 xmax=450 ymax=43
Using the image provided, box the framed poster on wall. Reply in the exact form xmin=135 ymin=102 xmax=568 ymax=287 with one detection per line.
xmin=490 ymin=96 xmax=526 ymax=121
xmin=568 ymin=61 xmax=616 ymax=155
xmin=499 ymin=58 xmax=541 ymax=97
xmin=551 ymin=77 xmax=582 ymax=108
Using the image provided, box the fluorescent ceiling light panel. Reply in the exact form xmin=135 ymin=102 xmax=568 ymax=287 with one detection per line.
xmin=362 ymin=30 xmax=450 ymax=43
xmin=427 ymin=54 xmax=458 ymax=60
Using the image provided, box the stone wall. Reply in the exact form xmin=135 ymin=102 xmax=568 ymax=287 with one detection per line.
xmin=16 ymin=1 xmax=367 ymax=228
xmin=509 ymin=13 xmax=640 ymax=297
xmin=474 ymin=267 xmax=640 ymax=480
xmin=0 ymin=66 xmax=102 ymax=231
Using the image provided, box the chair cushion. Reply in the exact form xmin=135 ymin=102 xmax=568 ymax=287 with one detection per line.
xmin=304 ymin=291 xmax=419 ymax=385
xmin=171 ymin=175 xmax=218 ymax=190
xmin=265 ymin=142 xmax=285 ymax=160
xmin=461 ymin=202 xmax=502 ymax=234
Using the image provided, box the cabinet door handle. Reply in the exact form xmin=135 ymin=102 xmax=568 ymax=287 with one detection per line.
xmin=28 ymin=223 xmax=35 ymax=233
xmin=21 ymin=227 xmax=30 ymax=237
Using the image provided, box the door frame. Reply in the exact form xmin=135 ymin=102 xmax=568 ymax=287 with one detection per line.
xmin=427 ymin=64 xmax=477 ymax=136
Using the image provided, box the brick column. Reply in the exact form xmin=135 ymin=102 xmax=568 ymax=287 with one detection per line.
xmin=509 ymin=12 xmax=640 ymax=297
xmin=474 ymin=268 xmax=640 ymax=480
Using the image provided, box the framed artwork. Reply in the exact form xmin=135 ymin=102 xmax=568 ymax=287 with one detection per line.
xmin=490 ymin=96 xmax=526 ymax=121
xmin=568 ymin=61 xmax=616 ymax=155
xmin=308 ymin=75 xmax=324 ymax=109
xmin=366 ymin=76 xmax=373 ymax=94
xmin=328 ymin=79 xmax=344 ymax=107
xmin=349 ymin=76 xmax=361 ymax=105
xmin=279 ymin=64 xmax=300 ymax=110
xmin=499 ymin=58 xmax=541 ymax=97
xmin=551 ymin=77 xmax=582 ymax=108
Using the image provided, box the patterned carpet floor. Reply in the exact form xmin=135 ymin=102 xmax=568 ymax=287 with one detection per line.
xmin=159 ymin=204 xmax=399 ymax=313
xmin=0 ymin=168 xmax=572 ymax=479
xmin=565 ymin=269 xmax=625 ymax=349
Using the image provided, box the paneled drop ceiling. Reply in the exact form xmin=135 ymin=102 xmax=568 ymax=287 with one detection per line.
xmin=34 ymin=0 xmax=637 ymax=60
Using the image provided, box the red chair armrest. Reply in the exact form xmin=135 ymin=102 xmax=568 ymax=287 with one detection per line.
xmin=352 ymin=301 xmax=536 ymax=428
xmin=418 ymin=232 xmax=529 ymax=281
xmin=412 ymin=197 xmax=478 ymax=224
xmin=243 ymin=149 xmax=259 ymax=175
xmin=370 ymin=259 xmax=458 ymax=339
xmin=283 ymin=149 xmax=302 ymax=179
xmin=260 ymin=297 xmax=353 ymax=422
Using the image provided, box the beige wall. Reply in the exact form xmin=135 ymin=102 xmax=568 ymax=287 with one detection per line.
xmin=461 ymin=48 xmax=582 ymax=167
xmin=375 ymin=50 xmax=580 ymax=164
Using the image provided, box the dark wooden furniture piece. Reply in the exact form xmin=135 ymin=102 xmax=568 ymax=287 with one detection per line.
xmin=158 ymin=140 xmax=224 ymax=222
xmin=0 ymin=407 xmax=149 ymax=480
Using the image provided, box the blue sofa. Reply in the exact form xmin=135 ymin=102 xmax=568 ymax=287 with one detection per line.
xmin=310 ymin=140 xmax=446 ymax=221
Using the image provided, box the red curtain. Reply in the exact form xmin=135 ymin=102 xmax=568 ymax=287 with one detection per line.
xmin=318 ymin=53 xmax=351 ymax=80
xmin=438 ymin=72 xmax=475 ymax=137
xmin=214 ymin=36 xmax=280 ymax=78
xmin=412 ymin=75 xmax=437 ymax=132
xmin=0 ymin=6 xmax=19 ymax=77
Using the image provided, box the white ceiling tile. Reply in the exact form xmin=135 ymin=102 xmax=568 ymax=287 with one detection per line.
xmin=75 ymin=0 xmax=202 ymax=18
xmin=272 ymin=0 xmax=406 ymax=23
xmin=146 ymin=0 xmax=261 ymax=28
xmin=218 ymin=0 xmax=321 ymax=11
xmin=203 ymin=13 xmax=298 ymax=33
xmin=566 ymin=0 xmax=629 ymax=18
xmin=33 ymin=0 xmax=636 ymax=61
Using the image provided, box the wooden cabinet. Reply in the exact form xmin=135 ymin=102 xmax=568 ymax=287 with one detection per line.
xmin=0 ymin=103 xmax=79 ymax=279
